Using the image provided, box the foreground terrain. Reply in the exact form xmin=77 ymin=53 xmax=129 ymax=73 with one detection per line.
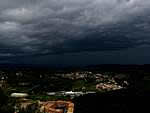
xmin=0 ymin=64 xmax=150 ymax=113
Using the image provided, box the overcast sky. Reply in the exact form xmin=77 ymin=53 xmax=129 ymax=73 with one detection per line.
xmin=0 ymin=0 xmax=150 ymax=66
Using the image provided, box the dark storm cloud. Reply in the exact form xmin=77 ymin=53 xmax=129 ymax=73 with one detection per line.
xmin=0 ymin=0 xmax=150 ymax=57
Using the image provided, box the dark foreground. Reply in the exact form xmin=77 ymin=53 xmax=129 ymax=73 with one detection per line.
xmin=74 ymin=88 xmax=150 ymax=113
xmin=1 ymin=64 xmax=150 ymax=113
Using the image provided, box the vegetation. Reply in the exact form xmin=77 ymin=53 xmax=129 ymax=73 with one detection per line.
xmin=1 ymin=65 xmax=150 ymax=113
xmin=0 ymin=88 xmax=14 ymax=113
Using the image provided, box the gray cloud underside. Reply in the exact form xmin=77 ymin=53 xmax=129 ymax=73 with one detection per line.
xmin=0 ymin=0 xmax=150 ymax=57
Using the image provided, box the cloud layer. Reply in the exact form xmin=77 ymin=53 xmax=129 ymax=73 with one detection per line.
xmin=0 ymin=0 xmax=150 ymax=57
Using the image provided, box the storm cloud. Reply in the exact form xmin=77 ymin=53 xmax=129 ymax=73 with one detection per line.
xmin=0 ymin=0 xmax=150 ymax=58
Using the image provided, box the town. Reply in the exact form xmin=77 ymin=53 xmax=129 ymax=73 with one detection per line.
xmin=0 ymin=65 xmax=150 ymax=113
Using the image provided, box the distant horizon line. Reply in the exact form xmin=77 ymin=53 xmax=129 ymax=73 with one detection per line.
xmin=0 ymin=63 xmax=150 ymax=68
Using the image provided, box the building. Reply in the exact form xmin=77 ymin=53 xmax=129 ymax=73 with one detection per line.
xmin=0 ymin=74 xmax=8 ymax=88
xmin=39 ymin=101 xmax=74 ymax=113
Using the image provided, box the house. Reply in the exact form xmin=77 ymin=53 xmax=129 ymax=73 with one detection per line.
xmin=39 ymin=101 xmax=74 ymax=113
xmin=0 ymin=74 xmax=8 ymax=88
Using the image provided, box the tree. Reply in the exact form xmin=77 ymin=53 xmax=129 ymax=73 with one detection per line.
xmin=0 ymin=88 xmax=14 ymax=113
